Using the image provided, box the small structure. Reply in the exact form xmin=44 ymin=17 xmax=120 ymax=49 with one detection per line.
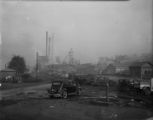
xmin=115 ymin=63 xmax=130 ymax=75
xmin=0 ymin=68 xmax=18 ymax=82
xmin=48 ymin=64 xmax=76 ymax=75
xmin=76 ymin=63 xmax=96 ymax=75
xmin=102 ymin=64 xmax=115 ymax=75
xmin=103 ymin=63 xmax=130 ymax=75
xmin=129 ymin=62 xmax=153 ymax=80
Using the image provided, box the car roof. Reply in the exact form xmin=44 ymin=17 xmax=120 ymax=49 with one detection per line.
xmin=52 ymin=79 xmax=74 ymax=83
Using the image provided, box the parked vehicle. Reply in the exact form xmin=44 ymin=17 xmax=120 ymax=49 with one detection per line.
xmin=47 ymin=80 xmax=81 ymax=98
xmin=131 ymin=78 xmax=153 ymax=95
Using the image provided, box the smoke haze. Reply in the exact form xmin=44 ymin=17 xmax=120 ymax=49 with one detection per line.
xmin=1 ymin=0 xmax=152 ymax=66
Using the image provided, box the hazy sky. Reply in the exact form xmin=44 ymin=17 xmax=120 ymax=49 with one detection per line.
xmin=1 ymin=0 xmax=152 ymax=66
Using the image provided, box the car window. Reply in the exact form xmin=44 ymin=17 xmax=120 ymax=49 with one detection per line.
xmin=51 ymin=82 xmax=62 ymax=88
xmin=52 ymin=82 xmax=61 ymax=85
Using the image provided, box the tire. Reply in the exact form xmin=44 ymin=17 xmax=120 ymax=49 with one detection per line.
xmin=77 ymin=89 xmax=81 ymax=96
xmin=49 ymin=95 xmax=53 ymax=98
xmin=62 ymin=91 xmax=68 ymax=99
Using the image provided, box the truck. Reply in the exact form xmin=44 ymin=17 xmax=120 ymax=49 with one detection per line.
xmin=133 ymin=78 xmax=153 ymax=95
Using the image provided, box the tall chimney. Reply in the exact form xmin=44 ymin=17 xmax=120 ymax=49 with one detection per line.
xmin=46 ymin=31 xmax=48 ymax=57
xmin=48 ymin=37 xmax=51 ymax=60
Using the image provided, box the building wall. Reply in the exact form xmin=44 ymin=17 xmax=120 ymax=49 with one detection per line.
xmin=130 ymin=63 xmax=153 ymax=79
xmin=0 ymin=71 xmax=17 ymax=82
xmin=102 ymin=64 xmax=115 ymax=75
xmin=129 ymin=66 xmax=141 ymax=78
xmin=115 ymin=66 xmax=129 ymax=75
xmin=141 ymin=64 xmax=153 ymax=79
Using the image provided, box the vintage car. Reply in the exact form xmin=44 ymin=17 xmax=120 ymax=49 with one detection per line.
xmin=47 ymin=80 xmax=81 ymax=98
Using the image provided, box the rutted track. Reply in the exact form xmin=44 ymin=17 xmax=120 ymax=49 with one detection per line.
xmin=0 ymin=84 xmax=50 ymax=98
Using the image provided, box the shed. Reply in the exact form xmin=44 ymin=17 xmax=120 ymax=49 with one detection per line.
xmin=0 ymin=68 xmax=17 ymax=82
xmin=129 ymin=61 xmax=153 ymax=79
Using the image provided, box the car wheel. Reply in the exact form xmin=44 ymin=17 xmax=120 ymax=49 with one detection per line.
xmin=77 ymin=89 xmax=81 ymax=95
xmin=62 ymin=91 xmax=68 ymax=99
xmin=49 ymin=95 xmax=53 ymax=98
xmin=143 ymin=87 xmax=151 ymax=96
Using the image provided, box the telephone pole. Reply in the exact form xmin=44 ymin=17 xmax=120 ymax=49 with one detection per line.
xmin=51 ymin=33 xmax=55 ymax=75
xmin=36 ymin=52 xmax=39 ymax=80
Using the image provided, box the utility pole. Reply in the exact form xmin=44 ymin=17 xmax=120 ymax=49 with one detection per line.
xmin=51 ymin=33 xmax=54 ymax=76
xmin=105 ymin=77 xmax=109 ymax=103
xmin=50 ymin=34 xmax=54 ymax=65
xmin=48 ymin=37 xmax=51 ymax=64
xmin=36 ymin=52 xmax=39 ymax=80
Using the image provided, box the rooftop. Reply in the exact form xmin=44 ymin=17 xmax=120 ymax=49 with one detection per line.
xmin=0 ymin=68 xmax=16 ymax=72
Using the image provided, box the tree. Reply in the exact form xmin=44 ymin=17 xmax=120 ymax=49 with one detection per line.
xmin=8 ymin=55 xmax=26 ymax=73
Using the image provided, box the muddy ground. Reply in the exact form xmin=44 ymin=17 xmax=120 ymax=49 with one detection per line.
xmin=0 ymin=85 xmax=153 ymax=120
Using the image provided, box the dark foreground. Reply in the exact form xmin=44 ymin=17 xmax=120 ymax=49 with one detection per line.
xmin=0 ymin=85 xmax=153 ymax=120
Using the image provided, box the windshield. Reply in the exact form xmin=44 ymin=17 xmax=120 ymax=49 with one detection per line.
xmin=51 ymin=82 xmax=62 ymax=90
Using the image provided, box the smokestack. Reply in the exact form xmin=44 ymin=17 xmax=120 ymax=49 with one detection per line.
xmin=48 ymin=37 xmax=51 ymax=61
xmin=46 ymin=31 xmax=48 ymax=57
xmin=51 ymin=34 xmax=54 ymax=65
xmin=36 ymin=52 xmax=39 ymax=72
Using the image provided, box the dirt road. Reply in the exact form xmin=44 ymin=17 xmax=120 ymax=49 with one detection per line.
xmin=0 ymin=85 xmax=153 ymax=120
xmin=0 ymin=83 xmax=50 ymax=99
